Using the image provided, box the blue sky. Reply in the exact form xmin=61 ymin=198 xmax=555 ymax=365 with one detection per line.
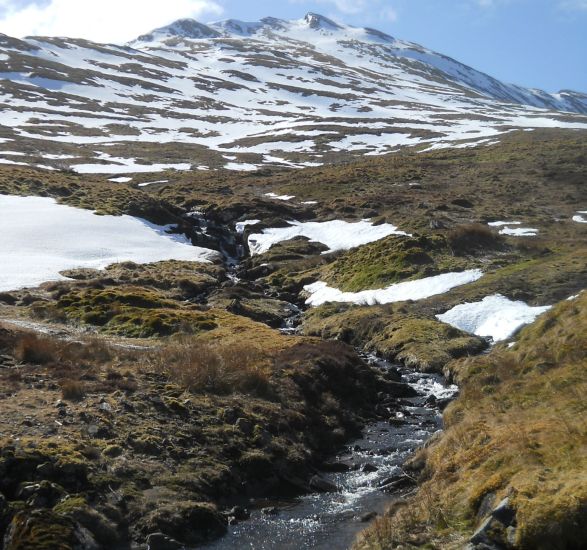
xmin=0 ymin=0 xmax=585 ymax=93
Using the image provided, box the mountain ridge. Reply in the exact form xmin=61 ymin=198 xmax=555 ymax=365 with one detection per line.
xmin=0 ymin=12 xmax=586 ymax=173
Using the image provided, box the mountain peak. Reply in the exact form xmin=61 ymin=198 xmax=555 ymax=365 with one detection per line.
xmin=210 ymin=19 xmax=264 ymax=36
xmin=135 ymin=18 xmax=221 ymax=42
xmin=303 ymin=12 xmax=343 ymax=31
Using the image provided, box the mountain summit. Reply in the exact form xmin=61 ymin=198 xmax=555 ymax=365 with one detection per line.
xmin=0 ymin=13 xmax=585 ymax=173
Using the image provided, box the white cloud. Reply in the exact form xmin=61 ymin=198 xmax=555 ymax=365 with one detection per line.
xmin=380 ymin=6 xmax=398 ymax=21
xmin=316 ymin=0 xmax=370 ymax=14
xmin=0 ymin=0 xmax=223 ymax=43
xmin=290 ymin=0 xmax=393 ymax=17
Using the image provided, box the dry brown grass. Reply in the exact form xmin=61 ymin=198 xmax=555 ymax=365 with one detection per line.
xmin=447 ymin=223 xmax=503 ymax=255
xmin=60 ymin=379 xmax=86 ymax=401
xmin=11 ymin=332 xmax=114 ymax=366
xmin=13 ymin=333 xmax=62 ymax=365
xmin=151 ymin=337 xmax=271 ymax=396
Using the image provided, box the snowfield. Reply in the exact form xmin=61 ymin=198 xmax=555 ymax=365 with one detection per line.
xmin=0 ymin=194 xmax=218 ymax=292
xmin=304 ymin=270 xmax=483 ymax=307
xmin=0 ymin=13 xmax=586 ymax=172
xmin=436 ymin=294 xmax=552 ymax=342
xmin=247 ymin=219 xmax=409 ymax=256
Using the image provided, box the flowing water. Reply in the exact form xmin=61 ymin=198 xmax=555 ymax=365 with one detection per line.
xmin=203 ymin=355 xmax=458 ymax=550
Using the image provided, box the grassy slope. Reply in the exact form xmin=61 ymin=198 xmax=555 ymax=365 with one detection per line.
xmin=355 ymin=293 xmax=587 ymax=550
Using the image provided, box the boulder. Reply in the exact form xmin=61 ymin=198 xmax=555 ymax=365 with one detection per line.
xmin=141 ymin=502 xmax=226 ymax=546
xmin=234 ymin=418 xmax=254 ymax=436
xmin=146 ymin=532 xmax=185 ymax=550
xmin=309 ymin=475 xmax=338 ymax=493
xmin=3 ymin=509 xmax=99 ymax=550
xmin=491 ymin=497 xmax=516 ymax=526
xmin=360 ymin=511 xmax=378 ymax=522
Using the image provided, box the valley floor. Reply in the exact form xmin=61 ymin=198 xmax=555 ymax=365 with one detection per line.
xmin=0 ymin=128 xmax=585 ymax=549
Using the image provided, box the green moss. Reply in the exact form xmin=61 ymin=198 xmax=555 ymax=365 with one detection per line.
xmin=52 ymin=496 xmax=87 ymax=516
xmin=322 ymin=234 xmax=474 ymax=292
xmin=36 ymin=286 xmax=218 ymax=337
xmin=303 ymin=306 xmax=486 ymax=373
xmin=5 ymin=510 xmax=77 ymax=550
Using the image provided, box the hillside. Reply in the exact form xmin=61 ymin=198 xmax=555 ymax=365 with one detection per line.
xmin=0 ymin=13 xmax=586 ymax=173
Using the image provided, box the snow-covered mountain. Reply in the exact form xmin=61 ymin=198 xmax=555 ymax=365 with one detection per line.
xmin=0 ymin=12 xmax=586 ymax=173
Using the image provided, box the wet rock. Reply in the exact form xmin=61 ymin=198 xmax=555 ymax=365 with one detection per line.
xmin=309 ymin=475 xmax=338 ymax=493
xmin=16 ymin=480 xmax=65 ymax=508
xmin=360 ymin=511 xmax=378 ymax=522
xmin=378 ymin=474 xmax=414 ymax=493
xmin=227 ymin=506 xmax=249 ymax=521
xmin=388 ymin=416 xmax=407 ymax=427
xmin=491 ymin=497 xmax=516 ymax=526
xmin=361 ymin=463 xmax=378 ymax=473
xmin=425 ymin=394 xmax=437 ymax=406
xmin=381 ymin=367 xmax=402 ymax=383
xmin=437 ymin=397 xmax=454 ymax=411
xmin=235 ymin=418 xmax=254 ymax=436
xmin=320 ymin=461 xmax=350 ymax=473
xmin=142 ymin=502 xmax=226 ymax=546
xmin=381 ymin=381 xmax=418 ymax=398
xmin=147 ymin=532 xmax=185 ymax=550
xmin=261 ymin=507 xmax=279 ymax=516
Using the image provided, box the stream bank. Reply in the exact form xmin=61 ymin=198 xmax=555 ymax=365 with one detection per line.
xmin=202 ymin=355 xmax=458 ymax=550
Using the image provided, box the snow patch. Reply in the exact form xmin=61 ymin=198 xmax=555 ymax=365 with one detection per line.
xmin=304 ymin=270 xmax=483 ymax=307
xmin=225 ymin=162 xmax=258 ymax=171
xmin=436 ymin=294 xmax=551 ymax=342
xmin=488 ymin=221 xmax=522 ymax=227
xmin=108 ymin=176 xmax=133 ymax=183
xmin=499 ymin=227 xmax=538 ymax=236
xmin=248 ymin=219 xmax=408 ymax=256
xmin=0 ymin=194 xmax=218 ymax=292
xmin=235 ymin=219 xmax=260 ymax=234
xmin=264 ymin=192 xmax=295 ymax=201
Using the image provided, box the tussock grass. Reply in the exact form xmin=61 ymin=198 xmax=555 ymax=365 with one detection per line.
xmin=150 ymin=338 xmax=271 ymax=396
xmin=447 ymin=223 xmax=503 ymax=255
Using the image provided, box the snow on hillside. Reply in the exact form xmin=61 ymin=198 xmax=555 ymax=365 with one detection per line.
xmin=247 ymin=219 xmax=409 ymax=255
xmin=0 ymin=13 xmax=585 ymax=172
xmin=436 ymin=294 xmax=552 ymax=342
xmin=0 ymin=194 xmax=218 ymax=291
xmin=304 ymin=269 xmax=484 ymax=307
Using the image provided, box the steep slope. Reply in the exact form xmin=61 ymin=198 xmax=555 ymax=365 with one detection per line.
xmin=0 ymin=13 xmax=586 ymax=173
